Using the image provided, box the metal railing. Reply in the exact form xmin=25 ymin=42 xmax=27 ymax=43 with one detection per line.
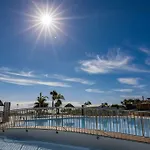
xmin=0 ymin=107 xmax=150 ymax=143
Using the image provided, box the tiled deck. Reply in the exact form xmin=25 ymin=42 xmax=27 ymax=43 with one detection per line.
xmin=0 ymin=137 xmax=89 ymax=150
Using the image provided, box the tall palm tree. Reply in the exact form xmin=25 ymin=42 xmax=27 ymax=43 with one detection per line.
xmin=34 ymin=92 xmax=49 ymax=108
xmin=50 ymin=91 xmax=65 ymax=114
xmin=55 ymin=99 xmax=62 ymax=108
xmin=55 ymin=95 xmax=64 ymax=114
xmin=50 ymin=90 xmax=58 ymax=108
xmin=50 ymin=91 xmax=65 ymax=108
xmin=55 ymin=94 xmax=65 ymax=107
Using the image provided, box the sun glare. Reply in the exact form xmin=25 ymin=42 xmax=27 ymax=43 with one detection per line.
xmin=22 ymin=1 xmax=84 ymax=47
xmin=23 ymin=1 xmax=67 ymax=44
xmin=40 ymin=14 xmax=53 ymax=26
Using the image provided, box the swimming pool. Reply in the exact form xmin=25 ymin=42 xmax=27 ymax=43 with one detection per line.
xmin=17 ymin=116 xmax=150 ymax=137
xmin=0 ymin=136 xmax=91 ymax=150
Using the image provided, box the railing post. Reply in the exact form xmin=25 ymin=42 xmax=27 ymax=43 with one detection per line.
xmin=127 ymin=111 xmax=130 ymax=135
xmin=13 ymin=111 xmax=15 ymax=127
xmin=26 ymin=109 xmax=28 ymax=132
xmin=140 ymin=112 xmax=144 ymax=137
xmin=35 ymin=109 xmax=36 ymax=128
xmin=48 ymin=108 xmax=50 ymax=129
xmin=82 ymin=105 xmax=84 ymax=116
xmin=56 ymin=108 xmax=58 ymax=133
xmin=108 ymin=110 xmax=111 ymax=132
xmin=96 ymin=109 xmax=99 ymax=139
xmin=96 ymin=111 xmax=98 ymax=130
xmin=133 ymin=111 xmax=137 ymax=136
xmin=62 ymin=108 xmax=63 ymax=128
xmin=118 ymin=110 xmax=121 ymax=133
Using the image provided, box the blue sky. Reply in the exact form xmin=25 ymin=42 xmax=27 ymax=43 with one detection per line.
xmin=0 ymin=0 xmax=150 ymax=108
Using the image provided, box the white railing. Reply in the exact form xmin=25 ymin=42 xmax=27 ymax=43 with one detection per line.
xmin=0 ymin=107 xmax=150 ymax=143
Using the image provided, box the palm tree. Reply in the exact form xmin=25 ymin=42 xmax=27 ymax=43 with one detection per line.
xmin=50 ymin=91 xmax=65 ymax=107
xmin=104 ymin=102 xmax=108 ymax=106
xmin=17 ymin=104 xmax=19 ymax=109
xmin=50 ymin=90 xmax=58 ymax=108
xmin=34 ymin=92 xmax=49 ymax=108
xmin=121 ymin=99 xmax=128 ymax=106
xmin=54 ymin=93 xmax=65 ymax=114
xmin=101 ymin=103 xmax=108 ymax=108
xmin=55 ymin=99 xmax=62 ymax=108
xmin=84 ymin=101 xmax=92 ymax=106
xmin=55 ymin=94 xmax=65 ymax=107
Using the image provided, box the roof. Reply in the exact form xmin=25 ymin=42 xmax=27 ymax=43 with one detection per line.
xmin=65 ymin=103 xmax=74 ymax=108
xmin=0 ymin=100 xmax=4 ymax=106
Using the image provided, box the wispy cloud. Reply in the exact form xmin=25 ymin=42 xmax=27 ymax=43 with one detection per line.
xmin=0 ymin=67 xmax=94 ymax=87
xmin=133 ymin=84 xmax=146 ymax=89
xmin=139 ymin=47 xmax=150 ymax=55
xmin=5 ymin=71 xmax=35 ymax=77
xmin=0 ymin=67 xmax=10 ymax=71
xmin=0 ymin=73 xmax=9 ymax=77
xmin=0 ymin=67 xmax=35 ymax=77
xmin=145 ymin=58 xmax=150 ymax=65
xmin=117 ymin=78 xmax=139 ymax=85
xmin=0 ymin=76 xmax=71 ymax=87
xmin=78 ymin=49 xmax=150 ymax=74
xmin=85 ymin=88 xmax=104 ymax=93
xmin=141 ymin=91 xmax=149 ymax=95
xmin=120 ymin=95 xmax=142 ymax=99
xmin=113 ymin=89 xmax=133 ymax=92
xmin=51 ymin=74 xmax=95 ymax=85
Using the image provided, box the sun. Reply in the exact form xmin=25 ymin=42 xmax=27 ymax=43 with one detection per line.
xmin=23 ymin=1 xmax=67 ymax=44
xmin=40 ymin=14 xmax=53 ymax=26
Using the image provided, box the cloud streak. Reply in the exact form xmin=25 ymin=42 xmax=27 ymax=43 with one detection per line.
xmin=145 ymin=58 xmax=150 ymax=65
xmin=0 ymin=67 xmax=95 ymax=87
xmin=78 ymin=49 xmax=150 ymax=74
xmin=133 ymin=84 xmax=146 ymax=89
xmin=120 ymin=95 xmax=142 ymax=99
xmin=0 ymin=76 xmax=71 ymax=87
xmin=52 ymin=74 xmax=95 ymax=85
xmin=117 ymin=78 xmax=139 ymax=85
xmin=113 ymin=89 xmax=133 ymax=92
xmin=139 ymin=47 xmax=150 ymax=55
xmin=85 ymin=89 xmax=104 ymax=93
xmin=5 ymin=71 xmax=35 ymax=77
xmin=0 ymin=67 xmax=35 ymax=78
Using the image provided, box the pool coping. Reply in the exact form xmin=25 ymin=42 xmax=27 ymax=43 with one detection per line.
xmin=1 ymin=128 xmax=150 ymax=150
xmin=3 ymin=126 xmax=150 ymax=144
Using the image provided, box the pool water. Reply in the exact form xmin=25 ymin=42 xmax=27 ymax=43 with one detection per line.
xmin=19 ymin=116 xmax=150 ymax=137
xmin=0 ymin=136 xmax=91 ymax=150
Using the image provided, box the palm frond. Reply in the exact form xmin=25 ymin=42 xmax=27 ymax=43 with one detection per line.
xmin=34 ymin=92 xmax=49 ymax=108
xmin=57 ymin=94 xmax=65 ymax=100
xmin=55 ymin=99 xmax=62 ymax=107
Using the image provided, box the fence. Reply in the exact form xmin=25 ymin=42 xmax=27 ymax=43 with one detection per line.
xmin=0 ymin=107 xmax=150 ymax=143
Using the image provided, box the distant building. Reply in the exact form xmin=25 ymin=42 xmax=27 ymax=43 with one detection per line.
xmin=136 ymin=102 xmax=150 ymax=110
xmin=2 ymin=102 xmax=11 ymax=123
